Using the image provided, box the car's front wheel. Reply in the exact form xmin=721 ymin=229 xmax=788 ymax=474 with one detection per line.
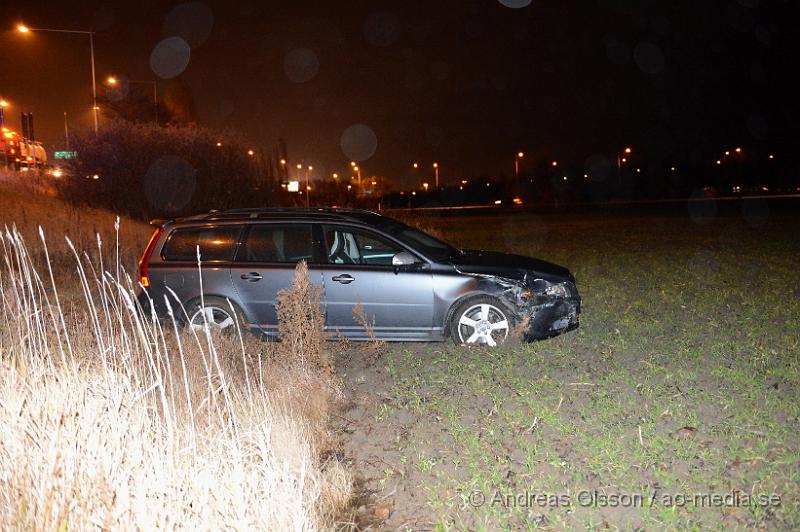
xmin=450 ymin=296 xmax=513 ymax=347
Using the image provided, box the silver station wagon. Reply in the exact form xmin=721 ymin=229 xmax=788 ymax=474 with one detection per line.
xmin=136 ymin=208 xmax=580 ymax=346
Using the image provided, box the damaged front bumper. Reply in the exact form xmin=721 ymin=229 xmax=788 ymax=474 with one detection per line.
xmin=513 ymin=279 xmax=581 ymax=341
xmin=523 ymin=293 xmax=581 ymax=340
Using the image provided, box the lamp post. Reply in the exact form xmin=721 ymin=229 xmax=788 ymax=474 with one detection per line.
xmin=515 ymin=151 xmax=524 ymax=179
xmin=350 ymin=161 xmax=362 ymax=187
xmin=18 ymin=24 xmax=99 ymax=134
xmin=0 ymin=99 xmax=8 ymax=129
xmin=0 ymin=100 xmax=8 ymax=168
xmin=433 ymin=162 xmax=439 ymax=188
xmin=107 ymin=76 xmax=159 ymax=124
xmin=306 ymin=165 xmax=313 ymax=208
xmin=616 ymin=147 xmax=632 ymax=184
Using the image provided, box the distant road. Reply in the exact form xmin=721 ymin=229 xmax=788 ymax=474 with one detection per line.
xmin=385 ymin=193 xmax=800 ymax=214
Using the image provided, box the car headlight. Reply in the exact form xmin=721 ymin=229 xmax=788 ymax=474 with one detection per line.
xmin=544 ymin=282 xmax=568 ymax=298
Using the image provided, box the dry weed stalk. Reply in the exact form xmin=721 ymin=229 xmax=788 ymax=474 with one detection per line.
xmin=352 ymin=302 xmax=386 ymax=364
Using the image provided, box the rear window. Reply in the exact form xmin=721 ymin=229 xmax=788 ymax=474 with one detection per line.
xmin=237 ymin=224 xmax=313 ymax=263
xmin=161 ymin=226 xmax=241 ymax=261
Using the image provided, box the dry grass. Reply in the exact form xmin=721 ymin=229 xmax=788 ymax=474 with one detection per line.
xmin=0 ymin=183 xmax=352 ymax=530
xmin=352 ymin=303 xmax=385 ymax=365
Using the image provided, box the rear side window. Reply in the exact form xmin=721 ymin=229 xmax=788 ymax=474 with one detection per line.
xmin=161 ymin=226 xmax=241 ymax=261
xmin=237 ymin=224 xmax=313 ymax=263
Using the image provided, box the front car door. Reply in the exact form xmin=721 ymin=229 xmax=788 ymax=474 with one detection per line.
xmin=230 ymin=223 xmax=322 ymax=336
xmin=319 ymin=224 xmax=435 ymax=340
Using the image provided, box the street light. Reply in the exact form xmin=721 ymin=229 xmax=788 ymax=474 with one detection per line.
xmin=412 ymin=162 xmax=418 ymax=169
xmin=0 ymin=99 xmax=8 ymax=130
xmin=247 ymin=149 xmax=254 ymax=156
xmin=433 ymin=162 xmax=439 ymax=188
xmin=423 ymin=182 xmax=429 ymax=191
xmin=515 ymin=151 xmax=524 ymax=179
xmin=551 ymin=160 xmax=558 ymax=167
xmin=18 ymin=23 xmax=99 ymax=134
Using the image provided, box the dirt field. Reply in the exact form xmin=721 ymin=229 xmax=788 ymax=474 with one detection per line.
xmin=338 ymin=202 xmax=799 ymax=530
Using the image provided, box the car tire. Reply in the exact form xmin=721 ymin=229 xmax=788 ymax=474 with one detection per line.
xmin=449 ymin=295 xmax=515 ymax=347
xmin=182 ymin=296 xmax=245 ymax=335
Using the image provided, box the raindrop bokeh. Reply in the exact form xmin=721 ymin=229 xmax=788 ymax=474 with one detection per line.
xmin=633 ymin=42 xmax=665 ymax=75
xmin=144 ymin=156 xmax=197 ymax=213
xmin=741 ymin=198 xmax=769 ymax=227
xmin=687 ymin=190 xmax=717 ymax=225
xmin=583 ymin=154 xmax=612 ymax=182
xmin=364 ymin=11 xmax=402 ymax=47
xmin=163 ymin=2 xmax=214 ymax=48
xmin=497 ymin=0 xmax=533 ymax=8
xmin=340 ymin=124 xmax=378 ymax=162
xmin=150 ymin=37 xmax=191 ymax=79
xmin=284 ymin=48 xmax=320 ymax=83
xmin=603 ymin=35 xmax=630 ymax=65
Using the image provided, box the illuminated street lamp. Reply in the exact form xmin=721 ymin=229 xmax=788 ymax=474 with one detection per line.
xmin=18 ymin=23 xmax=99 ymax=134
xmin=551 ymin=160 xmax=558 ymax=167
xmin=216 ymin=141 xmax=222 ymax=147
xmin=515 ymin=151 xmax=524 ymax=179
xmin=423 ymin=182 xmax=429 ymax=191
xmin=0 ymin=99 xmax=8 ymax=130
xmin=735 ymin=147 xmax=742 ymax=154
xmin=247 ymin=149 xmax=255 ymax=156
xmin=433 ymin=162 xmax=439 ymax=188
xmin=305 ymin=165 xmax=313 ymax=208
xmin=280 ymin=159 xmax=286 ymax=165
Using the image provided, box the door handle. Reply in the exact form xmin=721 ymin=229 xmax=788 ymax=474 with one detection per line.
xmin=332 ymin=274 xmax=355 ymax=284
xmin=240 ymin=272 xmax=262 ymax=282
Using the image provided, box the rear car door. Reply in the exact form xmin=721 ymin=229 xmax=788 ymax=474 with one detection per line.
xmin=320 ymin=224 xmax=435 ymax=340
xmin=230 ymin=223 xmax=322 ymax=336
xmin=153 ymin=224 xmax=242 ymax=316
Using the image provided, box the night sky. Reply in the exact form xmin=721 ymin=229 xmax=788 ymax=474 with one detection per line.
xmin=1 ymin=0 xmax=798 ymax=185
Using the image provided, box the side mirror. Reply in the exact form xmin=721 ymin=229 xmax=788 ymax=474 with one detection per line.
xmin=392 ymin=251 xmax=418 ymax=266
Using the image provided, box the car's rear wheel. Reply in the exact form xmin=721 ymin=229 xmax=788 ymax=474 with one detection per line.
xmin=184 ymin=297 xmax=242 ymax=335
xmin=450 ymin=296 xmax=513 ymax=347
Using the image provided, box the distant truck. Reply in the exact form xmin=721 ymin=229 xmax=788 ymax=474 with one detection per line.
xmin=1 ymin=127 xmax=47 ymax=169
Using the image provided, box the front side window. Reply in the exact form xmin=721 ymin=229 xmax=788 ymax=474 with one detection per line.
xmin=161 ymin=226 xmax=241 ymax=261
xmin=322 ymin=225 xmax=408 ymax=266
xmin=237 ymin=224 xmax=313 ymax=263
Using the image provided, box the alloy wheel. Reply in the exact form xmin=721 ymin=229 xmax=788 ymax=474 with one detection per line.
xmin=456 ymin=303 xmax=510 ymax=347
xmin=189 ymin=305 xmax=235 ymax=333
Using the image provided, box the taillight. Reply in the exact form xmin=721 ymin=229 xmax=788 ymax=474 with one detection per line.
xmin=139 ymin=227 xmax=163 ymax=288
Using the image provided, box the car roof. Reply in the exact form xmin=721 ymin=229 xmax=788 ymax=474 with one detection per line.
xmin=156 ymin=208 xmax=393 ymax=227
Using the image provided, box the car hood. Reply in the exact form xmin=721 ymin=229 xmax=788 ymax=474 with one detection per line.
xmin=449 ymin=250 xmax=573 ymax=283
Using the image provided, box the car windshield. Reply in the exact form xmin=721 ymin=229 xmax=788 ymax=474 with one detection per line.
xmin=383 ymin=222 xmax=461 ymax=261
